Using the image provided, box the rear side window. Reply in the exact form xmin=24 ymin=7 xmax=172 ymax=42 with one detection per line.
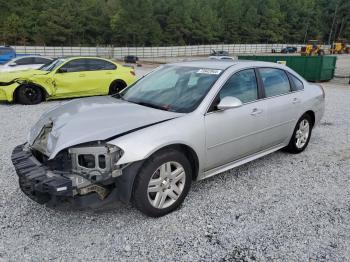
xmin=259 ymin=68 xmax=291 ymax=97
xmin=34 ymin=57 xmax=52 ymax=64
xmin=288 ymin=73 xmax=304 ymax=91
xmin=87 ymin=59 xmax=116 ymax=71
xmin=15 ymin=57 xmax=34 ymax=65
xmin=219 ymin=69 xmax=258 ymax=103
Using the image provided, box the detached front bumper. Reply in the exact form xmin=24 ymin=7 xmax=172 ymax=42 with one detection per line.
xmin=11 ymin=144 xmax=124 ymax=208
xmin=11 ymin=144 xmax=74 ymax=205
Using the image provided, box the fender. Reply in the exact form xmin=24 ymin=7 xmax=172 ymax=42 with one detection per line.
xmin=108 ymin=113 xmax=206 ymax=174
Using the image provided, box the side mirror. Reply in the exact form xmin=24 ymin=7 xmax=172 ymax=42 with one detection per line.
xmin=57 ymin=68 xmax=68 ymax=73
xmin=217 ymin=96 xmax=243 ymax=110
xmin=8 ymin=62 xmax=17 ymax=67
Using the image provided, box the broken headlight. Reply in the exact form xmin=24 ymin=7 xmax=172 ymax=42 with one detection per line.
xmin=68 ymin=143 xmax=124 ymax=182
xmin=31 ymin=122 xmax=53 ymax=155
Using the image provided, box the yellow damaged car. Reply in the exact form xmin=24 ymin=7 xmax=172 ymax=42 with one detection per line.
xmin=0 ymin=57 xmax=136 ymax=104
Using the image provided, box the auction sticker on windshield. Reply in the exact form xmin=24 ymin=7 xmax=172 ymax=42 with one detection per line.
xmin=197 ymin=69 xmax=222 ymax=75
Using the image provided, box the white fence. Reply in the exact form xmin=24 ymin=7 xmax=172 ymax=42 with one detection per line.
xmin=13 ymin=44 xmax=306 ymax=59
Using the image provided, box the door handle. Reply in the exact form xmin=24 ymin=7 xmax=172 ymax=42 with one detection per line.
xmin=292 ymin=97 xmax=301 ymax=104
xmin=251 ymin=108 xmax=263 ymax=116
xmin=79 ymin=74 xmax=85 ymax=77
xmin=106 ymin=72 xmax=112 ymax=75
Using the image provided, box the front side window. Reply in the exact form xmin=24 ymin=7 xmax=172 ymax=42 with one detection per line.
xmin=60 ymin=59 xmax=89 ymax=72
xmin=259 ymin=68 xmax=291 ymax=97
xmin=219 ymin=69 xmax=258 ymax=103
xmin=120 ymin=65 xmax=221 ymax=113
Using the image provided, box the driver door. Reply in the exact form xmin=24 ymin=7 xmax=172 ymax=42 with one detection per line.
xmin=52 ymin=58 xmax=101 ymax=98
xmin=204 ymin=69 xmax=268 ymax=171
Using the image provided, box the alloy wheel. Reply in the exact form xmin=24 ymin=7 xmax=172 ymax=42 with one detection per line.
xmin=147 ymin=161 xmax=186 ymax=209
xmin=295 ymin=119 xmax=310 ymax=149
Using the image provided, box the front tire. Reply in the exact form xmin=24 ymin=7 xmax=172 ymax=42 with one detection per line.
xmin=16 ymin=84 xmax=43 ymax=105
xmin=285 ymin=114 xmax=313 ymax=154
xmin=133 ymin=149 xmax=192 ymax=217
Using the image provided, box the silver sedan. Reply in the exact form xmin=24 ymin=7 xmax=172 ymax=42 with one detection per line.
xmin=11 ymin=60 xmax=325 ymax=217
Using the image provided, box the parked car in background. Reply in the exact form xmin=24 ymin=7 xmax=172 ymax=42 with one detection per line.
xmin=0 ymin=57 xmax=136 ymax=104
xmin=209 ymin=55 xmax=234 ymax=61
xmin=0 ymin=56 xmax=53 ymax=72
xmin=11 ymin=60 xmax=325 ymax=217
xmin=0 ymin=46 xmax=16 ymax=64
xmin=124 ymin=55 xmax=139 ymax=64
xmin=281 ymin=46 xmax=298 ymax=53
xmin=210 ymin=49 xmax=230 ymax=56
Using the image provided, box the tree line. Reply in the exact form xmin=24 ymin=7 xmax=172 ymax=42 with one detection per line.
xmin=0 ymin=0 xmax=349 ymax=46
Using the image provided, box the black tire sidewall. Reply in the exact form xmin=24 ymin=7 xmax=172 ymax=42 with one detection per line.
xmin=133 ymin=149 xmax=192 ymax=217
xmin=109 ymin=81 xmax=126 ymax=95
xmin=17 ymin=85 xmax=43 ymax=105
xmin=287 ymin=114 xmax=313 ymax=153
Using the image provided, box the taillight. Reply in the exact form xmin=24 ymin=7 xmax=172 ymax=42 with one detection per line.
xmin=130 ymin=71 xmax=135 ymax=76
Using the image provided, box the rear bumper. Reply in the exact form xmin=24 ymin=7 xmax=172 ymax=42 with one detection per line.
xmin=11 ymin=144 xmax=121 ymax=208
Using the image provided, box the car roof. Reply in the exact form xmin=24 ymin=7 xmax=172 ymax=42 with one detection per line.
xmin=57 ymin=56 xmax=112 ymax=60
xmin=12 ymin=55 xmax=52 ymax=61
xmin=169 ymin=59 xmax=286 ymax=70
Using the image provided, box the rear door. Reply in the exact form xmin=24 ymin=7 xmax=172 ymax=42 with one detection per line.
xmin=85 ymin=59 xmax=117 ymax=94
xmin=257 ymin=68 xmax=300 ymax=149
xmin=204 ymin=69 xmax=268 ymax=170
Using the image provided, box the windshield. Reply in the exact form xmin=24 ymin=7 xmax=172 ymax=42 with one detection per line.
xmin=120 ymin=65 xmax=222 ymax=113
xmin=39 ymin=58 xmax=66 ymax=71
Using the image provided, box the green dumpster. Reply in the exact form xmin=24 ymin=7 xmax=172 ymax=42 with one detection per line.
xmin=238 ymin=55 xmax=337 ymax=82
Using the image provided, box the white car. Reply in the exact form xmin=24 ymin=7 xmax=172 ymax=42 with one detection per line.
xmin=209 ymin=55 xmax=234 ymax=61
xmin=0 ymin=56 xmax=53 ymax=72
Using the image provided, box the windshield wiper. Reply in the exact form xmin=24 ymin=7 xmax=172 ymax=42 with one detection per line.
xmin=112 ymin=93 xmax=125 ymax=101
xmin=133 ymin=101 xmax=170 ymax=111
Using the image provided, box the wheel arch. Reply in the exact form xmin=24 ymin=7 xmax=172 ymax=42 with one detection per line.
xmin=109 ymin=79 xmax=127 ymax=94
xmin=149 ymin=144 xmax=200 ymax=181
xmin=115 ymin=143 xmax=199 ymax=204
xmin=14 ymin=82 xmax=49 ymax=102
xmin=303 ymin=110 xmax=315 ymax=127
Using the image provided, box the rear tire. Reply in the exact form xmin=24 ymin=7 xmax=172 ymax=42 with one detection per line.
xmin=16 ymin=84 xmax=43 ymax=105
xmin=285 ymin=114 xmax=313 ymax=154
xmin=133 ymin=149 xmax=192 ymax=217
xmin=109 ymin=80 xmax=127 ymax=95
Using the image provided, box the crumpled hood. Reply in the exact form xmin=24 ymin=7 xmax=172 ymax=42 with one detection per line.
xmin=0 ymin=69 xmax=48 ymax=82
xmin=28 ymin=96 xmax=182 ymax=159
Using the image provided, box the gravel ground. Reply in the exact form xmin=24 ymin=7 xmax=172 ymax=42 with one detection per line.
xmin=0 ymin=56 xmax=350 ymax=261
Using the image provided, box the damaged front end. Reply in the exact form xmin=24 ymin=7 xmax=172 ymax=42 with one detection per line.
xmin=11 ymin=140 xmax=134 ymax=208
